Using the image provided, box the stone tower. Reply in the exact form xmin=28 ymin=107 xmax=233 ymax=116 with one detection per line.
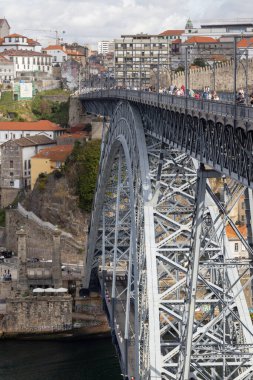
xmin=52 ymin=227 xmax=62 ymax=288
xmin=16 ymin=227 xmax=28 ymax=292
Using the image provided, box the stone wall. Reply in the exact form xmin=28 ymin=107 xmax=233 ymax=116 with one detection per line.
xmin=35 ymin=80 xmax=61 ymax=92
xmin=5 ymin=209 xmax=85 ymax=265
xmin=0 ymin=188 xmax=19 ymax=208
xmin=68 ymin=98 xmax=87 ymax=127
xmin=172 ymin=58 xmax=253 ymax=92
xmin=0 ymin=295 xmax=72 ymax=334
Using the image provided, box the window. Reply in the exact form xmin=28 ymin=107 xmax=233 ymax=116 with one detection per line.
xmin=10 ymin=160 xmax=13 ymax=168
xmin=10 ymin=172 xmax=13 ymax=176
xmin=5 ymin=134 xmax=8 ymax=139
xmin=234 ymin=243 xmax=239 ymax=252
xmin=10 ymin=180 xmax=14 ymax=187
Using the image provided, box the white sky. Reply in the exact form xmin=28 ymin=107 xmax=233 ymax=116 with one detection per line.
xmin=1 ymin=0 xmax=253 ymax=48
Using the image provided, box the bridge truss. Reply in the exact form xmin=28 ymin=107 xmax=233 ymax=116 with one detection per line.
xmin=83 ymin=97 xmax=253 ymax=380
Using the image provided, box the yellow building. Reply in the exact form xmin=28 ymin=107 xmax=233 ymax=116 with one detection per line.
xmin=31 ymin=145 xmax=73 ymax=189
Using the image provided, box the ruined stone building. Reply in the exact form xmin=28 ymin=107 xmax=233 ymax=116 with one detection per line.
xmin=0 ymin=135 xmax=56 ymax=207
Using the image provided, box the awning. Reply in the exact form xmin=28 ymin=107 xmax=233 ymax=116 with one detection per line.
xmin=33 ymin=288 xmax=45 ymax=293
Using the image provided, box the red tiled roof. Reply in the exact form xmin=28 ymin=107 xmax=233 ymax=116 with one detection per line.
xmin=226 ymin=224 xmax=247 ymax=239
xmin=0 ymin=120 xmax=64 ymax=131
xmin=58 ymin=132 xmax=90 ymax=139
xmin=6 ymin=33 xmax=27 ymax=38
xmin=0 ymin=56 xmax=12 ymax=65
xmin=0 ymin=49 xmax=51 ymax=57
xmin=185 ymin=36 xmax=218 ymax=44
xmin=32 ymin=144 xmax=73 ymax=161
xmin=237 ymin=37 xmax=253 ymax=48
xmin=27 ymin=38 xmax=41 ymax=46
xmin=43 ymin=45 xmax=65 ymax=51
xmin=66 ymin=50 xmax=83 ymax=56
xmin=159 ymin=29 xmax=184 ymax=36
xmin=172 ymin=38 xmax=181 ymax=44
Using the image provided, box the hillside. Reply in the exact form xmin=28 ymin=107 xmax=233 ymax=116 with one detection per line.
xmin=21 ymin=139 xmax=101 ymax=243
xmin=0 ymin=89 xmax=70 ymax=126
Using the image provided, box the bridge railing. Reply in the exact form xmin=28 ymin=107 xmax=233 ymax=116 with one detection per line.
xmin=80 ymin=89 xmax=253 ymax=121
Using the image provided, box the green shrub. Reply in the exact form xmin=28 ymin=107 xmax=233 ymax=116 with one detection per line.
xmin=0 ymin=209 xmax=5 ymax=227
xmin=37 ymin=173 xmax=48 ymax=191
xmin=66 ymin=139 xmax=101 ymax=211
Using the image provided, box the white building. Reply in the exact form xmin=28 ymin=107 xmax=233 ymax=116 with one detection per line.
xmin=0 ymin=120 xmax=64 ymax=146
xmin=181 ymin=19 xmax=253 ymax=43
xmin=0 ymin=33 xmax=41 ymax=52
xmin=0 ymin=49 xmax=52 ymax=78
xmin=98 ymin=40 xmax=114 ymax=55
xmin=0 ymin=55 xmax=14 ymax=83
xmin=42 ymin=45 xmax=67 ymax=65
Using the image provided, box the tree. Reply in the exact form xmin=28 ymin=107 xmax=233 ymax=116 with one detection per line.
xmin=67 ymin=140 xmax=101 ymax=211
xmin=192 ymin=58 xmax=207 ymax=68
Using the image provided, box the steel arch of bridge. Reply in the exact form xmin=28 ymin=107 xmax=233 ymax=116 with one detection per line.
xmin=83 ymin=95 xmax=253 ymax=380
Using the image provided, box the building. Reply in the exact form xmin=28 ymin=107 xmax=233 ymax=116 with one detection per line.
xmin=182 ymin=36 xmax=233 ymax=66
xmin=62 ymin=42 xmax=89 ymax=58
xmin=226 ymin=224 xmax=248 ymax=259
xmin=0 ymin=120 xmax=64 ymax=147
xmin=98 ymin=40 xmax=114 ymax=55
xmin=182 ymin=19 xmax=253 ymax=42
xmin=159 ymin=29 xmax=184 ymax=41
xmin=42 ymin=45 xmax=67 ymax=66
xmin=43 ymin=45 xmax=85 ymax=67
xmin=31 ymin=145 xmax=73 ymax=189
xmin=0 ymin=135 xmax=56 ymax=207
xmin=0 ymin=19 xmax=10 ymax=38
xmin=56 ymin=131 xmax=90 ymax=145
xmin=0 ymin=34 xmax=41 ymax=53
xmin=114 ymin=33 xmax=171 ymax=88
xmin=238 ymin=37 xmax=253 ymax=59
xmin=0 ymin=55 xmax=14 ymax=84
xmin=0 ymin=49 xmax=52 ymax=78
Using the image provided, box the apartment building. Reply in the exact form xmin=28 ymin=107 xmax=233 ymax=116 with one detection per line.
xmin=114 ymin=33 xmax=171 ymax=88
xmin=98 ymin=40 xmax=114 ymax=55
xmin=0 ymin=49 xmax=52 ymax=78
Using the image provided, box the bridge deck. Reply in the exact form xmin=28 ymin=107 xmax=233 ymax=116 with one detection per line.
xmin=79 ymin=89 xmax=253 ymax=124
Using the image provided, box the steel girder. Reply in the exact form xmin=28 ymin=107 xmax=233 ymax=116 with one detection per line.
xmin=83 ymin=99 xmax=253 ymax=380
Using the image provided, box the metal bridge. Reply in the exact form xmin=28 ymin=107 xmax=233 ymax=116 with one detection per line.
xmin=80 ymin=89 xmax=253 ymax=380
